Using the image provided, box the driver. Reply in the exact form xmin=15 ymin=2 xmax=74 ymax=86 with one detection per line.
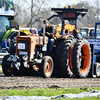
xmin=41 ymin=20 xmax=54 ymax=53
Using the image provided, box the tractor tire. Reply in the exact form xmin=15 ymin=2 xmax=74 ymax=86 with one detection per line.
xmin=40 ymin=56 xmax=53 ymax=78
xmin=13 ymin=68 xmax=21 ymax=76
xmin=72 ymin=38 xmax=91 ymax=78
xmin=2 ymin=55 xmax=14 ymax=76
xmin=94 ymin=62 xmax=100 ymax=78
xmin=4 ymin=2 xmax=9 ymax=11
xmin=19 ymin=62 xmax=31 ymax=76
xmin=54 ymin=36 xmax=76 ymax=77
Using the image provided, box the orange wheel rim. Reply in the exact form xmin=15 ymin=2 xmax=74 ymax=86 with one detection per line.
xmin=79 ymin=44 xmax=90 ymax=74
xmin=45 ymin=60 xmax=52 ymax=74
xmin=69 ymin=45 xmax=74 ymax=71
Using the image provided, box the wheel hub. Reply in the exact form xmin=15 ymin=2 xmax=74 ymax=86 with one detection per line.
xmin=45 ymin=62 xmax=50 ymax=73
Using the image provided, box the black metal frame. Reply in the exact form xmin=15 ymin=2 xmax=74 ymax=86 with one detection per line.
xmin=47 ymin=7 xmax=88 ymax=35
xmin=47 ymin=15 xmax=65 ymax=35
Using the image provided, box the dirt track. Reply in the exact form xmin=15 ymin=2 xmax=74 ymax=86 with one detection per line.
xmin=0 ymin=72 xmax=100 ymax=89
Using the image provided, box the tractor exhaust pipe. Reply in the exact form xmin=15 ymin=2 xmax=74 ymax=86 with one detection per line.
xmin=43 ymin=20 xmax=46 ymax=46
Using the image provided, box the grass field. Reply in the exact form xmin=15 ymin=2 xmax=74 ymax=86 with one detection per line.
xmin=0 ymin=87 xmax=100 ymax=100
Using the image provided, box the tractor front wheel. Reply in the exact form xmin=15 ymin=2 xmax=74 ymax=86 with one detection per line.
xmin=40 ymin=56 xmax=53 ymax=78
xmin=2 ymin=55 xmax=14 ymax=76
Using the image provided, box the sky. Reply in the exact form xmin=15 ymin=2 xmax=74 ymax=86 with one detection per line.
xmin=51 ymin=0 xmax=95 ymax=7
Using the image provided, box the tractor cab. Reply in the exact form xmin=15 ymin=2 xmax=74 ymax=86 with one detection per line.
xmin=0 ymin=16 xmax=14 ymax=42
xmin=0 ymin=0 xmax=16 ymax=42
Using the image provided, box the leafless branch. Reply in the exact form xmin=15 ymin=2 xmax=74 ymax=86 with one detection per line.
xmin=26 ymin=1 xmax=44 ymax=27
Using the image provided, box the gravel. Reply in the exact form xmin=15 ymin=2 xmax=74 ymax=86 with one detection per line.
xmin=0 ymin=72 xmax=100 ymax=89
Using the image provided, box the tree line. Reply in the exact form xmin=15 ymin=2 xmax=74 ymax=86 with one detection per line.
xmin=13 ymin=0 xmax=100 ymax=29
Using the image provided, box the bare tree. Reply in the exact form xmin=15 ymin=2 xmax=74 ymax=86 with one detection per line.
xmin=14 ymin=0 xmax=48 ymax=28
xmin=75 ymin=1 xmax=98 ymax=27
xmin=26 ymin=0 xmax=45 ymax=28
xmin=95 ymin=0 xmax=100 ymax=22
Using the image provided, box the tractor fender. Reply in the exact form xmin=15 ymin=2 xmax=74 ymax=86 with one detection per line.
xmin=2 ymin=29 xmax=27 ymax=41
xmin=1 ymin=29 xmax=17 ymax=41
xmin=8 ymin=31 xmax=27 ymax=39
xmin=56 ymin=35 xmax=74 ymax=40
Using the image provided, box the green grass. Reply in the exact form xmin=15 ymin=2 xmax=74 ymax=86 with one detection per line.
xmin=0 ymin=87 xmax=100 ymax=100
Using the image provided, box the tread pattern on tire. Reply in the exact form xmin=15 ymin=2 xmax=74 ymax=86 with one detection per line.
xmin=72 ymin=38 xmax=91 ymax=78
xmin=40 ymin=56 xmax=53 ymax=78
xmin=2 ymin=55 xmax=13 ymax=76
xmin=54 ymin=36 xmax=76 ymax=77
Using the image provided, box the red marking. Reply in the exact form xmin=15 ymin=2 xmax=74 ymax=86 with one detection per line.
xmin=67 ymin=13 xmax=75 ymax=18
xmin=63 ymin=12 xmax=66 ymax=17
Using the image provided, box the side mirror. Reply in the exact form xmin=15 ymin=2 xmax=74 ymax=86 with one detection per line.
xmin=6 ymin=25 xmax=9 ymax=31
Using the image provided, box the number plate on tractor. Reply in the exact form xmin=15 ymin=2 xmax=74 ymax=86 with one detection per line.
xmin=18 ymin=43 xmax=25 ymax=49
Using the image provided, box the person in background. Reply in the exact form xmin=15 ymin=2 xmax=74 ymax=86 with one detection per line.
xmin=65 ymin=29 xmax=70 ymax=35
xmin=72 ymin=29 xmax=82 ymax=39
xmin=1 ymin=38 xmax=10 ymax=53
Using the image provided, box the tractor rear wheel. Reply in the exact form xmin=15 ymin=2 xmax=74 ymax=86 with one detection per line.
xmin=72 ymin=39 xmax=91 ymax=78
xmin=54 ymin=36 xmax=76 ymax=77
xmin=2 ymin=55 xmax=14 ymax=76
xmin=40 ymin=56 xmax=53 ymax=78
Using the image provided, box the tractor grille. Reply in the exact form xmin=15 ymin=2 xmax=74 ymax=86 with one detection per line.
xmin=17 ymin=40 xmax=30 ymax=57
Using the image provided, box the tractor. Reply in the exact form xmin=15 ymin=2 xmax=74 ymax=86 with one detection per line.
xmin=2 ymin=6 xmax=92 ymax=78
xmin=0 ymin=0 xmax=27 ymax=53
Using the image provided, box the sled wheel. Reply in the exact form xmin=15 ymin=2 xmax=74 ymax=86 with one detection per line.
xmin=94 ymin=62 xmax=100 ymax=78
xmin=72 ymin=39 xmax=91 ymax=78
xmin=2 ymin=55 xmax=14 ymax=76
xmin=40 ymin=56 xmax=53 ymax=78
